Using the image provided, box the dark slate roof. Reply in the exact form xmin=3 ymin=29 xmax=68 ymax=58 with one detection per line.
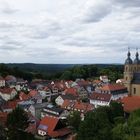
xmin=132 ymin=73 xmax=140 ymax=84
xmin=0 ymin=96 xmax=5 ymax=105
xmin=134 ymin=58 xmax=140 ymax=64
xmin=43 ymin=105 xmax=64 ymax=114
xmin=125 ymin=58 xmax=133 ymax=64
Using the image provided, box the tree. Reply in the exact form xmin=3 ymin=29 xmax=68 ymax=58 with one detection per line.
xmin=7 ymin=107 xmax=29 ymax=140
xmin=112 ymin=109 xmax=140 ymax=140
xmin=112 ymin=123 xmax=128 ymax=140
xmin=60 ymin=70 xmax=72 ymax=80
xmin=0 ymin=124 xmax=7 ymax=140
xmin=67 ymin=111 xmax=81 ymax=132
xmin=110 ymin=101 xmax=124 ymax=123
xmin=128 ymin=109 xmax=140 ymax=137
xmin=77 ymin=109 xmax=112 ymax=140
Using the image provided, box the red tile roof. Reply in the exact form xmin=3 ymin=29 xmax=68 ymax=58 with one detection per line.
xmin=0 ymin=88 xmax=15 ymax=94
xmin=62 ymin=100 xmax=94 ymax=113
xmin=100 ymin=84 xmax=127 ymax=91
xmin=38 ymin=116 xmax=71 ymax=137
xmin=39 ymin=116 xmax=59 ymax=133
xmin=44 ymin=86 xmax=51 ymax=91
xmin=121 ymin=96 xmax=140 ymax=113
xmin=93 ymin=80 xmax=101 ymax=84
xmin=50 ymin=127 xmax=71 ymax=137
xmin=29 ymin=90 xmax=38 ymax=97
xmin=90 ymin=92 xmax=112 ymax=102
xmin=1 ymin=100 xmax=20 ymax=110
xmin=73 ymin=101 xmax=94 ymax=112
xmin=64 ymin=88 xmax=78 ymax=96
xmin=19 ymin=92 xmax=30 ymax=101
xmin=61 ymin=99 xmax=72 ymax=108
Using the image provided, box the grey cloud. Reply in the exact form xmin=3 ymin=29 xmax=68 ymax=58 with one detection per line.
xmin=113 ymin=0 xmax=140 ymax=7
xmin=0 ymin=43 xmax=23 ymax=50
xmin=84 ymin=2 xmax=112 ymax=23
xmin=0 ymin=38 xmax=25 ymax=51
xmin=28 ymin=22 xmax=62 ymax=39
xmin=24 ymin=47 xmax=68 ymax=59
xmin=62 ymin=37 xmax=100 ymax=47
xmin=0 ymin=2 xmax=19 ymax=14
xmin=0 ymin=22 xmax=14 ymax=28
xmin=2 ymin=7 xmax=18 ymax=14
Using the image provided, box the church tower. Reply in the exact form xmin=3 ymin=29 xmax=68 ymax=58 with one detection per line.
xmin=133 ymin=49 xmax=140 ymax=72
xmin=124 ymin=49 xmax=140 ymax=95
xmin=124 ymin=49 xmax=133 ymax=94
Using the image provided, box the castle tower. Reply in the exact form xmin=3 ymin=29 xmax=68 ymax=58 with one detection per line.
xmin=124 ymin=49 xmax=133 ymax=94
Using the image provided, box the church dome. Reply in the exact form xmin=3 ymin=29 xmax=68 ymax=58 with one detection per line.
xmin=125 ymin=58 xmax=133 ymax=64
xmin=125 ymin=51 xmax=133 ymax=64
xmin=134 ymin=58 xmax=140 ymax=64
xmin=133 ymin=51 xmax=140 ymax=64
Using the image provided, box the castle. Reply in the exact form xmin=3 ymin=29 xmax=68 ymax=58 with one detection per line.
xmin=124 ymin=49 xmax=140 ymax=95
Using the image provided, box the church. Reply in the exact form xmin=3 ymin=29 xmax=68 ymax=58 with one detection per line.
xmin=124 ymin=49 xmax=140 ymax=95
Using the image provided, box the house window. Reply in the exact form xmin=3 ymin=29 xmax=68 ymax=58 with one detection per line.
xmin=126 ymin=77 xmax=127 ymax=81
xmin=133 ymin=88 xmax=136 ymax=94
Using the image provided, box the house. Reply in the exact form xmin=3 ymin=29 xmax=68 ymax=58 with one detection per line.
xmin=121 ymin=96 xmax=140 ymax=113
xmin=116 ymin=79 xmax=125 ymax=84
xmin=1 ymin=100 xmax=20 ymax=112
xmin=97 ymin=84 xmax=128 ymax=100
xmin=41 ymin=104 xmax=68 ymax=119
xmin=90 ymin=92 xmax=112 ymax=108
xmin=19 ymin=92 xmax=30 ymax=101
xmin=44 ymin=87 xmax=52 ymax=94
xmin=55 ymin=94 xmax=77 ymax=106
xmin=30 ymin=94 xmax=43 ymax=104
xmin=51 ymin=86 xmax=59 ymax=94
xmin=62 ymin=100 xmax=94 ymax=114
xmin=26 ymin=113 xmax=40 ymax=135
xmin=54 ymin=81 xmax=67 ymax=91
xmin=18 ymin=100 xmax=35 ymax=111
xmin=77 ymin=87 xmax=88 ymax=98
xmin=0 ymin=88 xmax=17 ymax=101
xmin=64 ymin=88 xmax=78 ymax=97
xmin=28 ymin=102 xmax=48 ymax=119
xmin=29 ymin=90 xmax=38 ymax=97
xmin=0 ymin=76 xmax=5 ymax=87
xmin=37 ymin=116 xmax=71 ymax=138
xmin=100 ymin=75 xmax=109 ymax=83
xmin=0 ymin=95 xmax=6 ymax=105
xmin=5 ymin=75 xmax=17 ymax=86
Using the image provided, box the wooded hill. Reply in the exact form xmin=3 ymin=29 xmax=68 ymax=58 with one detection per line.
xmin=0 ymin=63 xmax=124 ymax=82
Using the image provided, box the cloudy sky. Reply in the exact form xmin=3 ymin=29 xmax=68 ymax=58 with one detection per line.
xmin=0 ymin=0 xmax=139 ymax=64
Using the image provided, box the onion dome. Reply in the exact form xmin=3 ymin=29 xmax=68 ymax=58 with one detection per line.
xmin=125 ymin=51 xmax=133 ymax=64
xmin=134 ymin=50 xmax=140 ymax=64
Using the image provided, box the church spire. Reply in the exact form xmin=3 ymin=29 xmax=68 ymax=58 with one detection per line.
xmin=125 ymin=47 xmax=133 ymax=64
xmin=134 ymin=48 xmax=140 ymax=64
xmin=127 ymin=47 xmax=131 ymax=57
